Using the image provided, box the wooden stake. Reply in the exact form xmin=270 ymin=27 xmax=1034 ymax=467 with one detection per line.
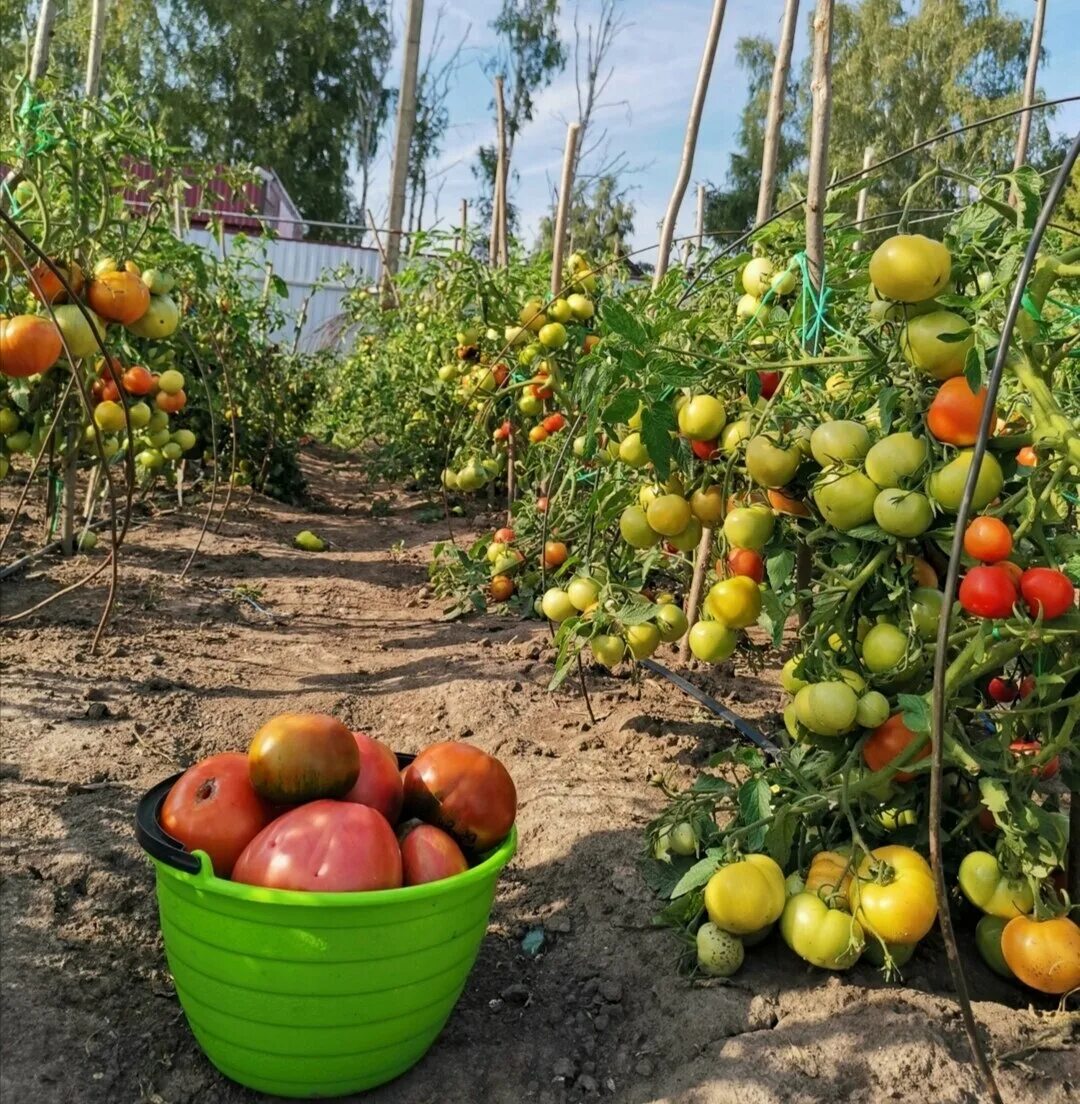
xmin=654 ymin=0 xmax=727 ymax=287
xmin=756 ymin=0 xmax=800 ymax=225
xmin=84 ymin=0 xmax=107 ymax=98
xmin=490 ymin=77 xmax=506 ymax=266
xmin=679 ymin=526 xmax=714 ymax=662
xmin=853 ymin=144 xmax=874 ymax=243
xmin=459 ymin=198 xmax=468 ymax=253
xmin=1012 ymin=0 xmax=1047 ymax=197
xmin=804 ymin=0 xmax=834 ymax=300
xmin=382 ymin=0 xmax=424 ymax=305
xmin=30 ymin=0 xmax=57 ymax=82
xmin=551 ymin=123 xmax=581 ymax=299
xmin=695 ymin=183 xmax=705 ymax=253
xmin=495 ymin=76 xmax=509 ymax=266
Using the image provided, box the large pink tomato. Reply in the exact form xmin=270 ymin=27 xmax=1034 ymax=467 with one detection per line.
xmin=232 ymin=800 xmax=402 ymax=892
xmin=399 ymin=823 xmax=469 ymax=886
xmin=160 ymin=752 xmax=274 ymax=877
xmin=342 ymin=731 xmax=404 ymax=824
xmin=402 ymin=742 xmax=516 ymax=851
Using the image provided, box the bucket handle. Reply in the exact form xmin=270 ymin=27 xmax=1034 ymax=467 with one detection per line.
xmin=135 ymin=772 xmax=203 ymax=874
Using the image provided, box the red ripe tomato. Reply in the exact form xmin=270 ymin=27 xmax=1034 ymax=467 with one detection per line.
xmin=542 ymin=540 xmax=568 ymax=568
xmin=342 ymin=732 xmax=404 ymax=824
xmin=493 ymin=420 xmax=511 ymax=441
xmin=987 ymin=677 xmax=1017 ymax=703
xmin=160 ymin=752 xmax=274 ymax=877
xmin=1009 ymin=740 xmax=1060 ymax=780
xmin=399 ymin=823 xmax=469 ymax=886
xmin=543 ymin=412 xmax=567 ymax=433
xmin=493 ymin=527 xmax=515 ymax=544
xmin=927 ymin=377 xmax=996 ymax=446
xmin=100 ymin=378 xmax=120 ymax=402
xmin=958 ymin=566 xmax=1018 ymax=619
xmin=1018 ymin=674 xmax=1036 ymax=699
xmin=757 ymin=370 xmax=781 ymax=399
xmin=691 ymin=439 xmax=719 ymax=461
xmin=727 ymin=547 xmax=765 ymax=583
xmin=535 ymin=385 xmax=554 ymax=400
xmin=977 ymin=805 xmax=997 ymax=833
xmin=1016 ymin=446 xmax=1038 ymax=468
xmin=862 ymin=714 xmax=930 ymax=782
xmin=122 ymin=365 xmax=155 ymax=396
xmin=402 ymin=742 xmax=517 ymax=850
xmin=997 ymin=560 xmax=1024 ymax=587
xmin=232 ymin=800 xmax=403 ymax=892
xmin=248 ymin=713 xmax=360 ymax=804
xmin=1019 ymin=567 xmax=1075 ymax=621
xmin=963 ymin=516 xmax=1012 ymax=563
xmin=492 ymin=362 xmax=509 ymax=386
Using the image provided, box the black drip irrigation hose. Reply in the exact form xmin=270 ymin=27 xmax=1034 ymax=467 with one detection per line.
xmin=638 ymin=657 xmax=783 ymax=760
xmin=927 ymin=128 xmax=1080 ymax=1104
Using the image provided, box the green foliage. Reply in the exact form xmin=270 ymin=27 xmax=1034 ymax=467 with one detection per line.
xmin=5 ymin=0 xmax=394 ymax=228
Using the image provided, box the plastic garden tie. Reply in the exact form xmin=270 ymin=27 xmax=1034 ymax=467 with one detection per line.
xmin=991 ymin=626 xmax=1002 ymax=641
xmin=15 ymin=89 xmax=59 ymax=159
xmin=1045 ymin=296 xmax=1080 ymax=316
xmin=793 ymin=251 xmax=841 ymax=352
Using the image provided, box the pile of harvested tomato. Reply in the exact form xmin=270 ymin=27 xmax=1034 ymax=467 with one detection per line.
xmin=159 ymin=714 xmax=517 ymax=891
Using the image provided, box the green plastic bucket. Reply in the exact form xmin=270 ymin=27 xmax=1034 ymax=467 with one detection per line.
xmin=135 ymin=766 xmax=516 ymax=1099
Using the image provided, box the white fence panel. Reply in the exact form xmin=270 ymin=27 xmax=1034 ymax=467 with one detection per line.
xmin=185 ymin=229 xmax=381 ymax=351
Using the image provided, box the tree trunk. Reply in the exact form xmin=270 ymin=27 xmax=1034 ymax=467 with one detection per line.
xmin=1012 ymin=0 xmax=1046 ymax=203
xmin=30 ymin=0 xmax=57 ymax=82
xmin=551 ymin=124 xmax=581 ymax=298
xmin=653 ymin=0 xmax=727 ymax=287
xmin=756 ymin=0 xmax=800 ymax=225
xmin=804 ymin=0 xmax=834 ymax=303
xmin=382 ymin=0 xmax=424 ymax=305
xmin=84 ymin=0 xmax=108 ymax=98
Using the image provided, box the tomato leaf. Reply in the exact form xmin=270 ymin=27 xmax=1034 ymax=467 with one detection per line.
xmin=979 ymin=777 xmax=1009 ymax=813
xmin=898 ymin=693 xmax=930 ymax=735
xmin=844 ymin=524 xmax=890 ymax=543
xmin=766 ymin=549 xmax=794 ymax=592
xmin=601 ymin=300 xmax=647 ymax=348
xmin=935 ymin=327 xmax=973 ymax=343
xmin=669 ymin=852 xmax=725 ymax=899
xmin=652 ymin=887 xmax=705 ymax=929
xmin=641 ymin=403 xmax=676 ymax=481
xmin=964 ymin=344 xmax=983 ymax=393
xmin=763 ymin=805 xmax=797 ymax=868
xmin=603 ymin=389 xmax=641 ymax=426
xmin=737 ymin=778 xmax=772 ymax=851
xmin=877 ymin=386 xmax=899 ymax=433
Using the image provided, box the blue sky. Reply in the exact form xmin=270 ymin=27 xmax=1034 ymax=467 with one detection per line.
xmin=363 ymin=0 xmax=1080 ymax=256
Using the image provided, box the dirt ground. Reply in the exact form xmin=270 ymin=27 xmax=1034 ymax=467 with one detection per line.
xmin=1 ymin=448 xmax=1076 ymax=1104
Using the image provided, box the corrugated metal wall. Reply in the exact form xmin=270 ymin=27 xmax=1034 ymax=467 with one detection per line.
xmin=186 ymin=229 xmax=381 ymax=351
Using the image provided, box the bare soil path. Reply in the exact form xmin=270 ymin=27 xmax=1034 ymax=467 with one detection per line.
xmin=1 ymin=448 xmax=1075 ymax=1104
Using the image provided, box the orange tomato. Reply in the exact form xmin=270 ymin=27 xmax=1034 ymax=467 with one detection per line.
xmin=0 ymin=314 xmax=63 ymax=377
xmin=726 ymin=547 xmax=765 ymax=583
xmin=963 ymin=516 xmax=1012 ymax=563
xmin=767 ymin=488 xmax=812 ymax=517
xmin=87 ymin=270 xmax=150 ymax=325
xmin=155 ymin=389 xmax=187 ymax=413
xmin=863 ymin=714 xmax=930 ymax=782
xmin=122 ymin=364 xmax=155 ymax=395
xmin=1001 ymin=915 xmax=1080 ymax=995
xmin=927 ymin=377 xmax=996 ymax=446
xmin=1016 ymin=446 xmax=1038 ymax=467
xmin=28 ymin=259 xmax=84 ymax=304
xmin=542 ymin=540 xmax=568 ymax=568
xmin=490 ymin=575 xmax=514 ymax=602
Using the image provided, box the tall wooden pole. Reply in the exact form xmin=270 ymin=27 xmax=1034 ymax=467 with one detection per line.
xmin=653 ymin=0 xmax=727 ymax=287
xmin=30 ymin=0 xmax=57 ymax=82
xmin=382 ymin=0 xmax=424 ymax=305
xmin=755 ymin=0 xmax=800 ymax=225
xmin=695 ymin=183 xmax=705 ymax=252
xmin=1013 ymin=0 xmax=1047 ymax=173
xmin=496 ymin=77 xmax=509 ymax=266
xmin=490 ymin=76 xmax=507 ymax=266
xmin=84 ymin=0 xmax=108 ymax=98
xmin=804 ymin=0 xmax=834 ymax=302
xmin=551 ymin=124 xmax=580 ymax=299
xmin=459 ymin=198 xmax=468 ymax=253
